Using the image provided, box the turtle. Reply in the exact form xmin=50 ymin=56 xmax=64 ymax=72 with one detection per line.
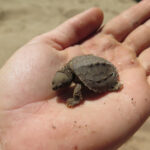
xmin=52 ymin=54 xmax=122 ymax=107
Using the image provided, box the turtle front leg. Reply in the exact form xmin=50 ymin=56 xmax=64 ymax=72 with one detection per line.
xmin=67 ymin=83 xmax=83 ymax=107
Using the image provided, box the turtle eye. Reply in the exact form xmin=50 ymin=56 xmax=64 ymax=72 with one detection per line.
xmin=52 ymin=80 xmax=59 ymax=90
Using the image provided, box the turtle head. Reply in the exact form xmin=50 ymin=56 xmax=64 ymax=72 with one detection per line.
xmin=52 ymin=71 xmax=72 ymax=90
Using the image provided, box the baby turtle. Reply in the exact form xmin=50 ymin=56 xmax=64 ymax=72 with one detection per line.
xmin=52 ymin=54 xmax=122 ymax=107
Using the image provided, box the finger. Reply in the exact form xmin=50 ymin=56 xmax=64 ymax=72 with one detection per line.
xmin=123 ymin=19 xmax=150 ymax=55
xmin=34 ymin=8 xmax=103 ymax=50
xmin=138 ymin=47 xmax=150 ymax=76
xmin=102 ymin=1 xmax=150 ymax=42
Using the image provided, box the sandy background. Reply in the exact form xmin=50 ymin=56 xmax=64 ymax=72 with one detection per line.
xmin=0 ymin=0 xmax=150 ymax=149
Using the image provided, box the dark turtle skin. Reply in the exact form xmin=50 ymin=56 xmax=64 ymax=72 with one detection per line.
xmin=52 ymin=55 xmax=122 ymax=107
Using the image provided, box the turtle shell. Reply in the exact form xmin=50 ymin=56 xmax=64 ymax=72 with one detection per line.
xmin=69 ymin=55 xmax=119 ymax=93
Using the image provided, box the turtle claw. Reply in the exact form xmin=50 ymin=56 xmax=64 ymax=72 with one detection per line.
xmin=66 ymin=98 xmax=80 ymax=108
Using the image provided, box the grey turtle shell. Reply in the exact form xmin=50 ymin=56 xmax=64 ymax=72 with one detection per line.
xmin=68 ymin=55 xmax=119 ymax=93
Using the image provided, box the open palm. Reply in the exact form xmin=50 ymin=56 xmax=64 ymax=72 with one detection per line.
xmin=1 ymin=1 xmax=150 ymax=150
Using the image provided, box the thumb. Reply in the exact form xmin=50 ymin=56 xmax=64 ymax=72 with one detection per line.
xmin=33 ymin=8 xmax=103 ymax=50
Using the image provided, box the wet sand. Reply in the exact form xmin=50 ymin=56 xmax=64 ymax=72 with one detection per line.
xmin=0 ymin=0 xmax=150 ymax=149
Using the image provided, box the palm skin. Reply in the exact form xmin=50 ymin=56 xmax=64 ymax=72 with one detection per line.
xmin=1 ymin=1 xmax=150 ymax=150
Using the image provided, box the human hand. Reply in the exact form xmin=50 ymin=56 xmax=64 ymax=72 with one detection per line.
xmin=0 ymin=1 xmax=150 ymax=150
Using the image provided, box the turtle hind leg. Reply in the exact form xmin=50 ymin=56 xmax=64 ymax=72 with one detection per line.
xmin=109 ymin=82 xmax=123 ymax=92
xmin=66 ymin=83 xmax=83 ymax=108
